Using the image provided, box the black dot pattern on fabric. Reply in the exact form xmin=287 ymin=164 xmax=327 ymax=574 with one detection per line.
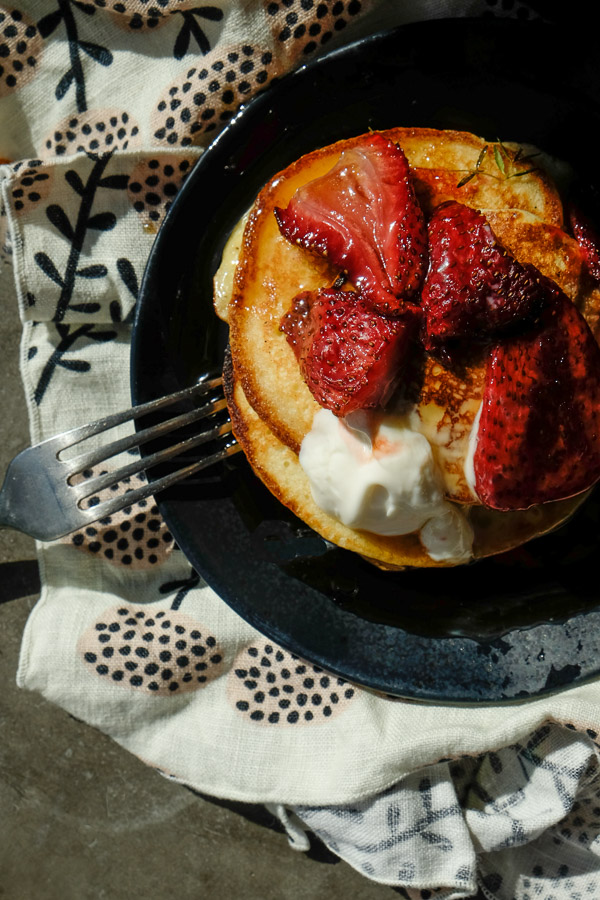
xmin=228 ymin=641 xmax=357 ymax=725
xmin=42 ymin=110 xmax=141 ymax=158
xmin=264 ymin=0 xmax=364 ymax=58
xmin=152 ymin=44 xmax=280 ymax=145
xmin=127 ymin=154 xmax=194 ymax=228
xmin=9 ymin=159 xmax=52 ymax=213
xmin=92 ymin=0 xmax=186 ymax=30
xmin=66 ymin=467 xmax=174 ymax=569
xmin=78 ymin=605 xmax=224 ymax=694
xmin=0 ymin=7 xmax=42 ymax=97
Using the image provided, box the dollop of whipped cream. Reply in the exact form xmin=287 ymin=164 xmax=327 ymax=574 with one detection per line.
xmin=299 ymin=408 xmax=474 ymax=563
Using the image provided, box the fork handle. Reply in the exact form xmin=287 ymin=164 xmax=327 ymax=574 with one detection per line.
xmin=0 ymin=445 xmax=71 ymax=541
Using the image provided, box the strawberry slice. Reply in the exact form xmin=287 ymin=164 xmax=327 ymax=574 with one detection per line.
xmin=473 ymin=286 xmax=600 ymax=510
xmin=422 ymin=201 xmax=547 ymax=352
xmin=568 ymin=201 xmax=600 ymax=285
xmin=274 ymin=133 xmax=428 ymax=313
xmin=281 ymin=288 xmax=418 ymax=416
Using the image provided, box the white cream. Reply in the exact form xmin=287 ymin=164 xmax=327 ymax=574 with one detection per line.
xmin=299 ymin=408 xmax=474 ymax=563
xmin=420 ymin=507 xmax=474 ymax=563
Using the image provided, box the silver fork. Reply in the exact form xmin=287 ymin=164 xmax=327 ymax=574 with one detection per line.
xmin=0 ymin=374 xmax=241 ymax=542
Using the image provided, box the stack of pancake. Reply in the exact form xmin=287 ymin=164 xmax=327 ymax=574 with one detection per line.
xmin=213 ymin=128 xmax=600 ymax=568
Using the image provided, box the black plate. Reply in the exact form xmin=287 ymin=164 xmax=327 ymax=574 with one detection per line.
xmin=131 ymin=16 xmax=600 ymax=703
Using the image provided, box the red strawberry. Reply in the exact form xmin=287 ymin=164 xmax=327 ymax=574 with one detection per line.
xmin=280 ymin=288 xmax=418 ymax=416
xmin=422 ymin=201 xmax=547 ymax=352
xmin=274 ymin=133 xmax=428 ymax=313
xmin=473 ymin=285 xmax=600 ymax=510
xmin=568 ymin=201 xmax=600 ymax=285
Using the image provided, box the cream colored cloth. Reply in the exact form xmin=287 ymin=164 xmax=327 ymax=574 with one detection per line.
xmin=4 ymin=1 xmax=600 ymax=897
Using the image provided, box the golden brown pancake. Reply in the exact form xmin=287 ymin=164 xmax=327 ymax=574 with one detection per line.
xmin=215 ymin=127 xmax=598 ymax=567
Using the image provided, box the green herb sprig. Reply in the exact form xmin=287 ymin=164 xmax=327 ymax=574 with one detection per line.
xmin=457 ymin=141 xmax=540 ymax=188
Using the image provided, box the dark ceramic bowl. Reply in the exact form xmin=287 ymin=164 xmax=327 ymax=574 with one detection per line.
xmin=131 ymin=16 xmax=600 ymax=703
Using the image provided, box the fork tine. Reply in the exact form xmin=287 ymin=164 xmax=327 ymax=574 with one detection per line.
xmin=68 ymin=395 xmax=228 ymax=475
xmin=75 ymin=434 xmax=241 ymax=527
xmin=73 ymin=418 xmax=235 ymax=502
xmin=0 ymin=373 xmax=242 ymax=543
xmin=53 ymin=375 xmax=224 ymax=456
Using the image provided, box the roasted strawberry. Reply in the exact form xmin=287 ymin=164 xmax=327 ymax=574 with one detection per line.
xmin=568 ymin=201 xmax=600 ymax=285
xmin=274 ymin=133 xmax=428 ymax=313
xmin=422 ymin=201 xmax=547 ymax=352
xmin=281 ymin=289 xmax=417 ymax=416
xmin=473 ymin=286 xmax=600 ymax=510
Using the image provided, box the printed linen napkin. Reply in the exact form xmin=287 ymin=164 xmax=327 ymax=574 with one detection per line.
xmin=4 ymin=1 xmax=600 ymax=897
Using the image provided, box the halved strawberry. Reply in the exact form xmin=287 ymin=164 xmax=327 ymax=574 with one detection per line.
xmin=274 ymin=133 xmax=428 ymax=313
xmin=473 ymin=285 xmax=600 ymax=510
xmin=568 ymin=201 xmax=600 ymax=285
xmin=422 ymin=201 xmax=547 ymax=352
xmin=280 ymin=288 xmax=418 ymax=416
